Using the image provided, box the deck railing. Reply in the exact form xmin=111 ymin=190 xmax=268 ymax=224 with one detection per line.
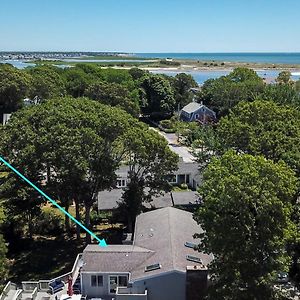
xmin=116 ymin=287 xmax=147 ymax=300
xmin=1 ymin=253 xmax=83 ymax=300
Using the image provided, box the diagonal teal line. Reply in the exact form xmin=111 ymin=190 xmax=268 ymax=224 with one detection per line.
xmin=0 ymin=155 xmax=107 ymax=247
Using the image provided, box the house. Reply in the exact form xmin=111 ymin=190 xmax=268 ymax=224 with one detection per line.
xmin=1 ymin=97 xmax=39 ymax=125
xmin=97 ymin=189 xmax=201 ymax=211
xmin=80 ymin=207 xmax=212 ymax=300
xmin=114 ymin=160 xmax=201 ymax=191
xmin=2 ymin=113 xmax=12 ymax=125
xmin=180 ymin=102 xmax=216 ymax=124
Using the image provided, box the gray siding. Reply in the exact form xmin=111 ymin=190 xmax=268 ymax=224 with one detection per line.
xmin=81 ymin=272 xmax=129 ymax=297
xmin=132 ymin=272 xmax=186 ymax=300
xmin=81 ymin=273 xmax=108 ymax=297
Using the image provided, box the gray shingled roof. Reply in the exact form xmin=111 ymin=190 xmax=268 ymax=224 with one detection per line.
xmin=131 ymin=207 xmax=212 ymax=280
xmin=181 ymin=102 xmax=203 ymax=114
xmin=82 ymin=245 xmax=154 ymax=273
xmin=98 ymin=190 xmax=200 ymax=210
xmin=82 ymin=208 xmax=212 ymax=281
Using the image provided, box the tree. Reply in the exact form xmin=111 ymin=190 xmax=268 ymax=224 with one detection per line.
xmin=118 ymin=125 xmax=178 ymax=232
xmin=63 ymin=67 xmax=93 ymax=97
xmin=217 ymin=100 xmax=300 ymax=176
xmin=172 ymin=73 xmax=198 ymax=109
xmin=0 ymin=205 xmax=8 ymax=289
xmin=0 ymin=98 xmax=139 ymax=243
xmin=262 ymin=84 xmax=300 ymax=108
xmin=295 ymin=80 xmax=300 ymax=93
xmin=27 ymin=65 xmax=66 ymax=100
xmin=128 ymin=67 xmax=148 ymax=80
xmin=194 ymin=151 xmax=298 ymax=299
xmin=0 ymin=63 xmax=31 ymax=112
xmin=276 ymin=71 xmax=292 ymax=85
xmin=85 ymin=81 xmax=140 ymax=117
xmin=140 ymin=74 xmax=175 ymax=116
xmin=199 ymin=68 xmax=265 ymax=116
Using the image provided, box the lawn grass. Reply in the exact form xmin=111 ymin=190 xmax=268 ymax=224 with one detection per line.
xmin=7 ymin=235 xmax=84 ymax=282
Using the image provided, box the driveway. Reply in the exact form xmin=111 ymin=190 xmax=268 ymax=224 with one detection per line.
xmin=150 ymin=128 xmax=195 ymax=163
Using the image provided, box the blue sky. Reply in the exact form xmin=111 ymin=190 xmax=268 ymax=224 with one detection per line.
xmin=0 ymin=0 xmax=299 ymax=52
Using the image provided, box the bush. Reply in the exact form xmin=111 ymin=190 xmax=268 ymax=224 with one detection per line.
xmin=180 ymin=183 xmax=188 ymax=190
xmin=90 ymin=210 xmax=102 ymax=226
xmin=33 ymin=210 xmax=63 ymax=235
xmin=159 ymin=119 xmax=173 ymax=129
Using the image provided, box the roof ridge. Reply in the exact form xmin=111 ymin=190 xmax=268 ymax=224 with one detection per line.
xmin=168 ymin=207 xmax=176 ymax=270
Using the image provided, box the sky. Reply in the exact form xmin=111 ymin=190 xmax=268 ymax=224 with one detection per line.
xmin=0 ymin=0 xmax=299 ymax=52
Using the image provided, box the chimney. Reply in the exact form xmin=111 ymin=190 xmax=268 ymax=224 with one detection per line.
xmin=186 ymin=265 xmax=208 ymax=300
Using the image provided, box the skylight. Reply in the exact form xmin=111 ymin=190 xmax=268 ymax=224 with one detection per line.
xmin=184 ymin=242 xmax=197 ymax=249
xmin=145 ymin=263 xmax=161 ymax=272
xmin=186 ymin=255 xmax=202 ymax=264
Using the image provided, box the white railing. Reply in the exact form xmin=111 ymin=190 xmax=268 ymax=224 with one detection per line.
xmin=21 ymin=282 xmax=38 ymax=292
xmin=31 ymin=287 xmax=38 ymax=300
xmin=2 ymin=253 xmax=83 ymax=300
xmin=0 ymin=282 xmax=17 ymax=300
xmin=116 ymin=287 xmax=147 ymax=300
xmin=12 ymin=290 xmax=22 ymax=300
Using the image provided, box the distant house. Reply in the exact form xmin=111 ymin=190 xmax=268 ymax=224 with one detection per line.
xmin=2 ymin=113 xmax=12 ymax=125
xmin=113 ymin=160 xmax=201 ymax=191
xmin=97 ymin=189 xmax=201 ymax=211
xmin=80 ymin=207 xmax=212 ymax=300
xmin=1 ymin=97 xmax=39 ymax=125
xmin=180 ymin=102 xmax=216 ymax=124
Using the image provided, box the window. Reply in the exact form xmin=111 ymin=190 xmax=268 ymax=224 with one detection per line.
xmin=186 ymin=255 xmax=202 ymax=264
xmin=145 ymin=263 xmax=161 ymax=272
xmin=184 ymin=242 xmax=197 ymax=249
xmin=118 ymin=276 xmax=128 ymax=287
xmin=97 ymin=275 xmax=103 ymax=286
xmin=109 ymin=275 xmax=129 ymax=294
xmin=117 ymin=179 xmax=127 ymax=188
xmin=166 ymin=174 xmax=177 ymax=184
xmin=91 ymin=275 xmax=103 ymax=287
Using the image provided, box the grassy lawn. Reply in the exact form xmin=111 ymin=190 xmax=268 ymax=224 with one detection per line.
xmin=6 ymin=204 xmax=124 ymax=283
xmin=7 ymin=236 xmax=84 ymax=282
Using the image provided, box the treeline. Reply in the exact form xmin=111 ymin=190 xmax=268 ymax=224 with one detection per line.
xmin=0 ymin=63 xmax=198 ymax=119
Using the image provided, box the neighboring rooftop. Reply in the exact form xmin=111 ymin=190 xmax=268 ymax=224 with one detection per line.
xmin=181 ymin=102 xmax=204 ymax=114
xmin=98 ymin=190 xmax=201 ymax=210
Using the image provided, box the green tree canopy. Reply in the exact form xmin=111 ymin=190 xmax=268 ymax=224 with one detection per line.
xmin=0 ymin=97 xmax=139 ymax=242
xmin=85 ymin=81 xmax=140 ymax=117
xmin=217 ymin=100 xmax=300 ymax=175
xmin=27 ymin=65 xmax=66 ymax=100
xmin=0 ymin=64 xmax=31 ymax=112
xmin=194 ymin=151 xmax=298 ymax=299
xmin=199 ymin=67 xmax=265 ymax=116
xmin=0 ymin=205 xmax=8 ymax=288
xmin=140 ymin=74 xmax=175 ymax=116
xmin=172 ymin=73 xmax=198 ymax=109
xmin=261 ymin=83 xmax=300 ymax=107
xmin=276 ymin=71 xmax=292 ymax=85
xmin=118 ymin=125 xmax=178 ymax=232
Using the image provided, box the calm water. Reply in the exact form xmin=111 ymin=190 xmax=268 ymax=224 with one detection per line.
xmin=0 ymin=60 xmax=35 ymax=69
xmin=137 ymin=53 xmax=300 ymax=65
xmin=151 ymin=69 xmax=300 ymax=84
xmin=2 ymin=59 xmax=300 ymax=85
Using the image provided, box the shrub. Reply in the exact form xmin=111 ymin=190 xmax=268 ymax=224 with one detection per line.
xmin=180 ymin=183 xmax=188 ymax=190
xmin=33 ymin=210 xmax=63 ymax=235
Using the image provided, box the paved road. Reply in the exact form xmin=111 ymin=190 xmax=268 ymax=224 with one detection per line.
xmin=151 ymin=128 xmax=195 ymax=163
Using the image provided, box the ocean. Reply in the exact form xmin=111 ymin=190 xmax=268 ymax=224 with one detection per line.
xmin=136 ymin=53 xmax=300 ymax=65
